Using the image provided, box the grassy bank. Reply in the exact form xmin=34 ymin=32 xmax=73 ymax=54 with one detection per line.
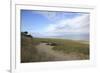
xmin=34 ymin=38 xmax=89 ymax=59
xmin=21 ymin=35 xmax=58 ymax=62
xmin=52 ymin=39 xmax=89 ymax=59
xmin=21 ymin=34 xmax=89 ymax=63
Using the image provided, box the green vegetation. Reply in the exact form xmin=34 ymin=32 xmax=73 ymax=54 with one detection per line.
xmin=21 ymin=34 xmax=38 ymax=62
xmin=21 ymin=32 xmax=89 ymax=63
xmin=52 ymin=39 xmax=89 ymax=59
xmin=34 ymin=38 xmax=89 ymax=59
xmin=21 ymin=32 xmax=57 ymax=62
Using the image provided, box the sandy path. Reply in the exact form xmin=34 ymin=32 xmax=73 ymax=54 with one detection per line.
xmin=36 ymin=43 xmax=81 ymax=61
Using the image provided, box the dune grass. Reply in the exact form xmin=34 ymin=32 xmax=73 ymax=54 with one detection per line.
xmin=21 ymin=35 xmax=89 ymax=63
xmin=21 ymin=36 xmax=58 ymax=62
xmin=36 ymin=38 xmax=89 ymax=59
xmin=52 ymin=40 xmax=89 ymax=59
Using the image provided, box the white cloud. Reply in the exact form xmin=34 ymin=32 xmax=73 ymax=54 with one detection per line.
xmin=45 ymin=14 xmax=89 ymax=35
xmin=31 ymin=11 xmax=89 ymax=40
xmin=33 ymin=11 xmax=59 ymax=21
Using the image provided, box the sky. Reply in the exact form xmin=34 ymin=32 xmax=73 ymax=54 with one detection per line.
xmin=21 ymin=10 xmax=90 ymax=40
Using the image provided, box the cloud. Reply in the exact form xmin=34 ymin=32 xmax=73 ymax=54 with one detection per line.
xmin=32 ymin=11 xmax=83 ymax=22
xmin=32 ymin=11 xmax=59 ymax=22
xmin=31 ymin=11 xmax=89 ymax=40
xmin=45 ymin=14 xmax=89 ymax=35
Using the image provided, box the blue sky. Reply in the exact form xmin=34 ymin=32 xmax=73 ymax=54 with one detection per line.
xmin=21 ymin=10 xmax=90 ymax=40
